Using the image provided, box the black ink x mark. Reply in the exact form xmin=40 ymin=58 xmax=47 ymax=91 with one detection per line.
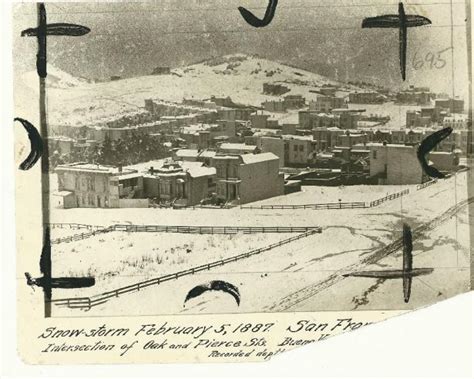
xmin=14 ymin=117 xmax=43 ymax=171
xmin=25 ymin=228 xmax=95 ymax=300
xmin=343 ymin=223 xmax=433 ymax=303
xmin=417 ymin=127 xmax=453 ymax=178
xmin=184 ymin=280 xmax=240 ymax=306
xmin=362 ymin=2 xmax=431 ymax=80
xmin=20 ymin=3 xmax=90 ymax=78
xmin=238 ymin=0 xmax=278 ymax=28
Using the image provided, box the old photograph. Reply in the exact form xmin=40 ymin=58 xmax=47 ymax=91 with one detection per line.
xmin=12 ymin=0 xmax=472 ymax=325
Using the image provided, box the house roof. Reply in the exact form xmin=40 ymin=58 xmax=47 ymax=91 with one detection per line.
xmin=185 ymin=164 xmax=216 ymax=178
xmin=175 ymin=149 xmax=199 ymax=158
xmin=240 ymin=152 xmax=278 ymax=164
xmin=220 ymin=143 xmax=256 ymax=152
xmin=116 ymin=172 xmax=143 ymax=180
xmin=55 ymin=163 xmax=136 ymax=175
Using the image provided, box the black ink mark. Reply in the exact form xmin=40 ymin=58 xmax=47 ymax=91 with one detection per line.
xmin=21 ymin=23 xmax=91 ymax=37
xmin=25 ymin=273 xmax=95 ymax=290
xmin=238 ymin=0 xmax=278 ymax=28
xmin=184 ymin=280 xmax=240 ymax=306
xmin=14 ymin=117 xmax=43 ymax=170
xmin=362 ymin=2 xmax=431 ymax=80
xmin=20 ymin=3 xmax=90 ymax=78
xmin=417 ymin=127 xmax=453 ymax=178
xmin=21 ymin=3 xmax=90 ymax=317
xmin=343 ymin=223 xmax=433 ymax=303
xmin=25 ymin=228 xmax=95 ymax=296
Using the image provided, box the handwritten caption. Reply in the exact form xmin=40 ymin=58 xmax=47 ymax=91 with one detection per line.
xmin=36 ymin=318 xmax=373 ymax=361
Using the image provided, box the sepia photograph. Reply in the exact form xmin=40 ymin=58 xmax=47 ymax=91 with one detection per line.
xmin=8 ymin=0 xmax=473 ymax=367
xmin=13 ymin=0 xmax=472 ymax=317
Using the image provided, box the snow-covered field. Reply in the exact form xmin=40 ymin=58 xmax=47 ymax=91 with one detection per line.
xmin=249 ymin=184 xmax=412 ymax=206
xmin=48 ymin=170 xmax=471 ymax=317
xmin=52 ymin=232 xmax=294 ymax=299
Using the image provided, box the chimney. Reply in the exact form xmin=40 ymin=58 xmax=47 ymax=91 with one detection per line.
xmin=118 ymin=164 xmax=122 ymax=173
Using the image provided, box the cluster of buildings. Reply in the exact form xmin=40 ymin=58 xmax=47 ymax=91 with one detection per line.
xmin=51 ymin=79 xmax=470 ymax=208
xmin=54 ymin=148 xmax=285 ymax=209
xmin=395 ymin=86 xmax=434 ymax=105
xmin=406 ymin=98 xmax=466 ymax=128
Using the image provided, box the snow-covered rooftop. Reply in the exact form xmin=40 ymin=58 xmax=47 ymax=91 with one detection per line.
xmin=240 ymin=152 xmax=279 ymax=164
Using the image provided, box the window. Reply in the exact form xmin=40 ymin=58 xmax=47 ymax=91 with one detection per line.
xmin=86 ymin=177 xmax=95 ymax=191
xmin=293 ymin=145 xmax=298 ymax=152
xmin=121 ymin=177 xmax=138 ymax=188
xmin=372 ymin=150 xmax=377 ymax=159
xmin=160 ymin=181 xmax=170 ymax=195
xmin=299 ymin=145 xmax=304 ymax=152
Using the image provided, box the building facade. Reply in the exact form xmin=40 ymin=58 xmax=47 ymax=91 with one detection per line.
xmin=211 ymin=152 xmax=284 ymax=204
xmin=368 ymin=143 xmax=425 ymax=184
xmin=55 ymin=163 xmax=144 ymax=208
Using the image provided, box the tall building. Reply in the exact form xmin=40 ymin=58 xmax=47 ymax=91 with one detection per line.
xmin=211 ymin=152 xmax=284 ymax=204
xmin=368 ymin=143 xmax=426 ymax=184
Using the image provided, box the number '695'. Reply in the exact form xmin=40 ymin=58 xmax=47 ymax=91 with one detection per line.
xmin=412 ymin=47 xmax=451 ymax=70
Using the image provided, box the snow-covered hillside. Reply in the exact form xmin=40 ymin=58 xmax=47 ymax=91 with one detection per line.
xmin=32 ymin=54 xmax=358 ymax=126
xmin=22 ymin=64 xmax=89 ymax=90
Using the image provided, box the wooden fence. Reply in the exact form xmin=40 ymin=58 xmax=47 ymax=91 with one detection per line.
xmin=240 ymin=202 xmax=368 ymax=210
xmin=49 ymin=223 xmax=322 ymax=244
xmin=368 ymin=189 xmax=410 ymax=207
xmin=240 ymin=189 xmax=410 ymax=210
xmin=416 ymin=179 xmax=438 ymax=191
xmin=112 ymin=224 xmax=321 ymax=234
xmin=50 ymin=226 xmax=115 ymax=244
xmin=49 ymin=223 xmax=105 ymax=231
xmin=49 ymin=229 xmax=320 ymax=310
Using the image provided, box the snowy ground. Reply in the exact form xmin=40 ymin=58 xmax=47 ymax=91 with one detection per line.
xmin=249 ymin=184 xmax=412 ymax=206
xmin=47 ymin=169 xmax=471 ymax=317
xmin=20 ymin=54 xmax=416 ymax=128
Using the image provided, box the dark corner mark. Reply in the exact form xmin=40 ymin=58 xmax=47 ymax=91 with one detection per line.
xmin=20 ymin=3 xmax=90 ymax=78
xmin=417 ymin=127 xmax=453 ymax=178
xmin=343 ymin=223 xmax=433 ymax=303
xmin=238 ymin=0 xmax=278 ymax=28
xmin=25 ymin=228 xmax=95 ymax=298
xmin=362 ymin=2 xmax=431 ymax=80
xmin=184 ymin=280 xmax=240 ymax=306
xmin=14 ymin=117 xmax=43 ymax=171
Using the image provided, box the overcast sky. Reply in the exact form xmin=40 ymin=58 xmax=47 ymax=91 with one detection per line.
xmin=13 ymin=0 xmax=470 ymax=98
